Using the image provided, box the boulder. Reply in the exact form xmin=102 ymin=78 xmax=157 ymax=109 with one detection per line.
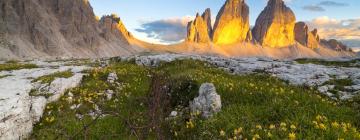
xmin=252 ymin=0 xmax=296 ymax=48
xmin=107 ymin=72 xmax=118 ymax=84
xmin=294 ymin=22 xmax=320 ymax=49
xmin=212 ymin=0 xmax=252 ymax=45
xmin=190 ymin=83 xmax=221 ymax=118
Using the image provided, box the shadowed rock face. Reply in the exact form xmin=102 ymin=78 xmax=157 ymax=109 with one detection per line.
xmin=321 ymin=39 xmax=348 ymax=51
xmin=99 ymin=15 xmax=132 ymax=42
xmin=252 ymin=0 xmax=296 ymax=48
xmin=212 ymin=0 xmax=252 ymax=45
xmin=0 ymin=0 xmax=139 ymax=59
xmin=294 ymin=22 xmax=320 ymax=49
xmin=186 ymin=12 xmax=211 ymax=43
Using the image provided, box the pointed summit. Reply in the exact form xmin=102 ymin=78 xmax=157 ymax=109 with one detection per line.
xmin=294 ymin=22 xmax=320 ymax=49
xmin=202 ymin=8 xmax=212 ymax=37
xmin=99 ymin=14 xmax=132 ymax=43
xmin=252 ymin=0 xmax=296 ymax=48
xmin=212 ymin=0 xmax=252 ymax=45
xmin=186 ymin=11 xmax=211 ymax=43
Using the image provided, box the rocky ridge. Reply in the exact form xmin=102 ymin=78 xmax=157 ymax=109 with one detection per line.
xmin=186 ymin=12 xmax=211 ymax=43
xmin=294 ymin=22 xmax=320 ymax=49
xmin=0 ymin=0 xmax=142 ymax=60
xmin=99 ymin=14 xmax=132 ymax=43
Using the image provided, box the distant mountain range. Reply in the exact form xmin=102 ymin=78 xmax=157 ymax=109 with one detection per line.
xmin=0 ymin=0 xmax=356 ymax=60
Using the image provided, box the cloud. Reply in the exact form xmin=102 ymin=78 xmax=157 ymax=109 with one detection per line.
xmin=318 ymin=1 xmax=348 ymax=7
xmin=135 ymin=16 xmax=194 ymax=43
xmin=307 ymin=17 xmax=360 ymax=48
xmin=302 ymin=0 xmax=348 ymax=12
xmin=302 ymin=5 xmax=325 ymax=12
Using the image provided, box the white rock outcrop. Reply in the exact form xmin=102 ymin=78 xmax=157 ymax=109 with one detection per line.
xmin=0 ymin=62 xmax=88 ymax=140
xmin=190 ymin=83 xmax=222 ymax=118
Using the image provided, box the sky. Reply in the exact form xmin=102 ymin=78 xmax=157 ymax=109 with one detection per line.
xmin=89 ymin=0 xmax=360 ymax=50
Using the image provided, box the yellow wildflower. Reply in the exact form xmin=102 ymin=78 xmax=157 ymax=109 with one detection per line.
xmin=186 ymin=120 xmax=194 ymax=129
xmin=288 ymin=132 xmax=296 ymax=140
xmin=256 ymin=124 xmax=262 ymax=130
xmin=267 ymin=132 xmax=273 ymax=137
xmin=234 ymin=127 xmax=243 ymax=135
xmin=331 ymin=122 xmax=339 ymax=128
xmin=252 ymin=134 xmax=260 ymax=140
xmin=290 ymin=124 xmax=296 ymax=130
xmin=269 ymin=124 xmax=276 ymax=129
xmin=319 ymin=123 xmax=326 ymax=130
xmin=220 ymin=130 xmax=226 ymax=136
xmin=280 ymin=122 xmax=287 ymax=127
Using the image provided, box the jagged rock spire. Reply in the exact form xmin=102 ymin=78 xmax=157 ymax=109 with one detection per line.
xmin=252 ymin=0 xmax=296 ymax=48
xmin=294 ymin=22 xmax=320 ymax=49
xmin=212 ymin=0 xmax=252 ymax=45
xmin=186 ymin=10 xmax=212 ymax=43
xmin=202 ymin=8 xmax=212 ymax=37
xmin=99 ymin=14 xmax=132 ymax=42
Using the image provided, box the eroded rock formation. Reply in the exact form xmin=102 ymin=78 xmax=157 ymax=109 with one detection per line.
xmin=294 ymin=22 xmax=320 ymax=49
xmin=186 ymin=12 xmax=212 ymax=43
xmin=321 ymin=39 xmax=348 ymax=51
xmin=212 ymin=0 xmax=252 ymax=45
xmin=0 ymin=0 xmax=140 ymax=59
xmin=202 ymin=8 xmax=213 ymax=38
xmin=99 ymin=14 xmax=132 ymax=42
xmin=252 ymin=0 xmax=296 ymax=48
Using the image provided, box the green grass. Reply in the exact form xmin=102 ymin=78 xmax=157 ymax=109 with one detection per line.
xmin=0 ymin=61 xmax=38 ymax=71
xmin=295 ymin=58 xmax=360 ymax=68
xmin=30 ymin=60 xmax=360 ymax=139
xmin=32 ymin=70 xmax=74 ymax=84
xmin=0 ymin=74 xmax=12 ymax=79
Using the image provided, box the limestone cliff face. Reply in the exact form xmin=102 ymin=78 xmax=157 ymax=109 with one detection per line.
xmin=252 ymin=0 xmax=296 ymax=48
xmin=0 ymin=0 xmax=140 ymax=59
xmin=321 ymin=39 xmax=348 ymax=51
xmin=212 ymin=0 xmax=252 ymax=45
xmin=186 ymin=12 xmax=211 ymax=43
xmin=294 ymin=22 xmax=320 ymax=49
xmin=99 ymin=15 xmax=132 ymax=42
xmin=202 ymin=8 xmax=213 ymax=38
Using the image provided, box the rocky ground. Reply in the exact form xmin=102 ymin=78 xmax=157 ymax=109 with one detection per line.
xmin=0 ymin=60 xmax=91 ymax=139
xmin=0 ymin=54 xmax=359 ymax=139
xmin=130 ymin=54 xmax=360 ymax=100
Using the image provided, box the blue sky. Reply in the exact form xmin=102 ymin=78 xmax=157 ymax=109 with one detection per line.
xmin=89 ymin=0 xmax=360 ymax=49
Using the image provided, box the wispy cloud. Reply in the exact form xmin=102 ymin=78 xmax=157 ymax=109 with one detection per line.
xmin=318 ymin=1 xmax=348 ymax=7
xmin=302 ymin=0 xmax=348 ymax=12
xmin=302 ymin=5 xmax=325 ymax=12
xmin=135 ymin=16 xmax=194 ymax=43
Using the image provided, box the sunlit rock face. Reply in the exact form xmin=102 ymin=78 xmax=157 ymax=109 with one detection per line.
xmin=252 ymin=0 xmax=296 ymax=48
xmin=294 ymin=22 xmax=320 ymax=49
xmin=202 ymin=8 xmax=213 ymax=38
xmin=212 ymin=0 xmax=252 ymax=45
xmin=99 ymin=14 xmax=132 ymax=42
xmin=186 ymin=12 xmax=211 ymax=43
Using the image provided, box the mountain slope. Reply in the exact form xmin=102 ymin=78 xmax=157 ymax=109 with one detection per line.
xmin=0 ymin=0 xmax=143 ymax=60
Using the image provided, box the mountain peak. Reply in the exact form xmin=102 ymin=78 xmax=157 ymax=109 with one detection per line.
xmin=186 ymin=9 xmax=212 ymax=43
xmin=252 ymin=0 xmax=296 ymax=48
xmin=212 ymin=0 xmax=252 ymax=45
